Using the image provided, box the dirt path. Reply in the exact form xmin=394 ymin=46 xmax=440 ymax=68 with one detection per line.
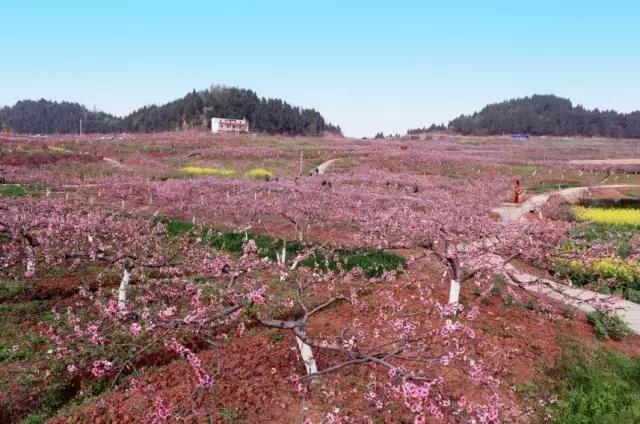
xmin=506 ymin=261 xmax=640 ymax=335
xmin=489 ymin=186 xmax=640 ymax=331
xmin=492 ymin=184 xmax=640 ymax=221
xmin=103 ymin=157 xmax=126 ymax=168
xmin=315 ymin=159 xmax=340 ymax=175
xmin=474 ymin=253 xmax=640 ymax=334
xmin=570 ymin=158 xmax=640 ymax=165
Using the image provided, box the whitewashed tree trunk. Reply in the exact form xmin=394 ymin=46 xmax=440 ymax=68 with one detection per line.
xmin=295 ymin=336 xmax=318 ymax=375
xmin=277 ymin=243 xmax=287 ymax=282
xmin=25 ymin=244 xmax=35 ymax=277
xmin=448 ymin=279 xmax=460 ymax=305
xmin=118 ymin=268 xmax=131 ymax=309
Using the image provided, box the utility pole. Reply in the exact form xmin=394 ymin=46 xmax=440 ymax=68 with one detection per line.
xmin=299 ymin=148 xmax=303 ymax=176
xmin=79 ymin=118 xmax=83 ymax=135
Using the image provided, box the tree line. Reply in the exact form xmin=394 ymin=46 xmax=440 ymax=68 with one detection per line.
xmin=447 ymin=95 xmax=640 ymax=138
xmin=0 ymin=85 xmax=341 ymax=137
xmin=406 ymin=123 xmax=447 ymax=135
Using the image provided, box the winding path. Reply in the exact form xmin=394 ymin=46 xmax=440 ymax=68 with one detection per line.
xmin=103 ymin=157 xmax=127 ymax=168
xmin=504 ymin=259 xmax=640 ymax=335
xmin=315 ymin=159 xmax=340 ymax=175
xmin=490 ymin=184 xmax=640 ymax=334
xmin=492 ymin=184 xmax=639 ymax=222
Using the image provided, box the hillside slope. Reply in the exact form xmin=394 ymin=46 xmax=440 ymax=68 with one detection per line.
xmin=0 ymin=86 xmax=340 ymax=137
xmin=448 ymin=94 xmax=640 ymax=138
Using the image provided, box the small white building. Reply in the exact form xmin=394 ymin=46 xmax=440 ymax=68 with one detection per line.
xmin=211 ymin=117 xmax=249 ymax=134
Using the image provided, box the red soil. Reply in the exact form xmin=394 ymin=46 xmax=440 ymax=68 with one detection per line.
xmin=45 ymin=258 xmax=640 ymax=423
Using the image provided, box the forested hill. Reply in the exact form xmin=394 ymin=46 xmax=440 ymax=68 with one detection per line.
xmin=447 ymin=95 xmax=640 ymax=138
xmin=0 ymin=100 xmax=120 ymax=134
xmin=0 ymin=86 xmax=341 ymax=136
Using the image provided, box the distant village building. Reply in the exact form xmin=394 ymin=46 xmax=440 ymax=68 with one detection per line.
xmin=211 ymin=117 xmax=249 ymax=134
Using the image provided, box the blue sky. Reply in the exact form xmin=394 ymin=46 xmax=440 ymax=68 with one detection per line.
xmin=1 ymin=0 xmax=639 ymax=137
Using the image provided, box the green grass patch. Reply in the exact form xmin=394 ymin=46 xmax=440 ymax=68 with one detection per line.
xmin=627 ymin=187 xmax=640 ymax=198
xmin=158 ymin=217 xmax=405 ymax=278
xmin=21 ymin=414 xmax=46 ymax=424
xmin=47 ymin=146 xmax=74 ymax=154
xmin=546 ymin=342 xmax=640 ymax=423
xmin=269 ymin=333 xmax=284 ymax=343
xmin=218 ymin=404 xmax=246 ymax=423
xmin=511 ymin=164 xmax=539 ymax=175
xmin=569 ymin=221 xmax=640 ymax=246
xmin=164 ymin=218 xmax=197 ymax=237
xmin=530 ymin=181 xmax=580 ymax=194
xmin=0 ymin=300 xmax=50 ymax=324
xmin=300 ymin=248 xmax=406 ymax=278
xmin=0 ymin=279 xmax=29 ymax=301
xmin=1 ymin=184 xmax=27 ymax=197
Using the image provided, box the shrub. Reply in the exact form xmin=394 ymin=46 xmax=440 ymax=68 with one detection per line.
xmin=586 ymin=311 xmax=630 ymax=340
xmin=617 ymin=239 xmax=633 ymax=258
xmin=245 ymin=168 xmax=273 ymax=180
xmin=490 ymin=275 xmax=506 ymax=296
xmin=591 ymin=259 xmax=640 ymax=288
xmin=523 ymin=299 xmax=537 ymax=311
xmin=555 ymin=258 xmax=640 ymax=294
xmin=0 ymin=341 xmax=31 ymax=362
xmin=546 ymin=202 xmax=577 ymax=222
xmin=561 ymin=305 xmax=575 ymax=319
xmin=627 ymin=288 xmax=640 ymax=303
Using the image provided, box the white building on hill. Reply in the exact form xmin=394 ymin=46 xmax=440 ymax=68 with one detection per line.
xmin=211 ymin=117 xmax=249 ymax=134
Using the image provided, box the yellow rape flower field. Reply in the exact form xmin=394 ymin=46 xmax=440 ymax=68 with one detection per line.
xmin=573 ymin=206 xmax=640 ymax=227
xmin=245 ymin=167 xmax=273 ymax=179
xmin=179 ymin=166 xmax=237 ymax=177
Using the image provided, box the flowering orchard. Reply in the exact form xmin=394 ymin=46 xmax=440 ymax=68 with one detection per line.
xmin=1 ymin=132 xmax=638 ymax=423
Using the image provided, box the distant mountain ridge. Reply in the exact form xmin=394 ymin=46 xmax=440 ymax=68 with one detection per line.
xmin=0 ymin=85 xmax=341 ymax=137
xmin=447 ymin=95 xmax=640 ymax=138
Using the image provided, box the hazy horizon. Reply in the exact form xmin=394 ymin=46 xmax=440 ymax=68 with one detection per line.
xmin=2 ymin=0 xmax=639 ymax=137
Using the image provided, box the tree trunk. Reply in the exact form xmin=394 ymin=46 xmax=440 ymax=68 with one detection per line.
xmin=295 ymin=336 xmax=318 ymax=375
xmin=448 ymin=279 xmax=460 ymax=305
xmin=118 ymin=268 xmax=131 ymax=309
xmin=25 ymin=244 xmax=35 ymax=277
